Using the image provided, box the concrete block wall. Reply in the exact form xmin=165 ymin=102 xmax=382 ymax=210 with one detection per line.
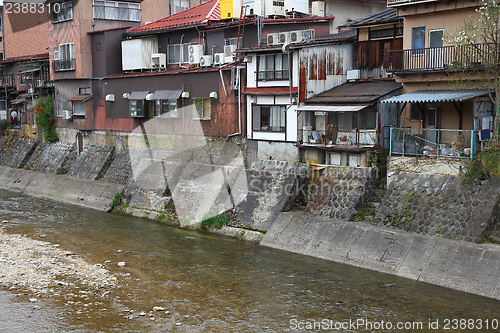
xmin=24 ymin=141 xmax=75 ymax=174
xmin=0 ymin=137 xmax=38 ymax=169
xmin=372 ymin=171 xmax=500 ymax=242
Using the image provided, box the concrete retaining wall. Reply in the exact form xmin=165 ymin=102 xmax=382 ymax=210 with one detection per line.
xmin=0 ymin=166 xmax=124 ymax=211
xmin=261 ymin=212 xmax=500 ymax=301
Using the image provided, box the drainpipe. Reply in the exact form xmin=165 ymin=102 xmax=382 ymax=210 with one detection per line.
xmin=182 ymin=83 xmax=185 ymax=134
xmin=227 ymin=65 xmax=244 ymax=138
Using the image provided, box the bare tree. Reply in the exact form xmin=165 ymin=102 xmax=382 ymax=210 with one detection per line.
xmin=447 ymin=0 xmax=500 ymax=137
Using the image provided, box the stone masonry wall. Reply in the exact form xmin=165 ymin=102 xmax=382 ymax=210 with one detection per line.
xmin=307 ymin=167 xmax=378 ymax=221
xmin=372 ymin=172 xmax=500 ymax=242
xmin=0 ymin=137 xmax=38 ymax=169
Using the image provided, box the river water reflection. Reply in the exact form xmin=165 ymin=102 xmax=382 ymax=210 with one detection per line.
xmin=0 ymin=189 xmax=499 ymax=332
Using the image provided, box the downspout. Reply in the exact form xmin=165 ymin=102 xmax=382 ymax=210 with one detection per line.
xmin=227 ymin=65 xmax=244 ymax=138
xmin=182 ymin=83 xmax=185 ymax=134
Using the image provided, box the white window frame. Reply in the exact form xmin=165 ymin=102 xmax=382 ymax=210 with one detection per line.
xmin=171 ymin=0 xmax=189 ymax=15
xmin=167 ymin=42 xmax=196 ymax=64
xmin=56 ymin=100 xmax=67 ymax=117
xmin=252 ymin=105 xmax=286 ymax=132
xmin=155 ymin=99 xmax=178 ymax=118
xmin=93 ymin=0 xmax=140 ymax=22
xmin=72 ymin=102 xmax=85 ymax=116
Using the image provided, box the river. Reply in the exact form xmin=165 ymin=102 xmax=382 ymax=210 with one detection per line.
xmin=0 ymin=189 xmax=499 ymax=332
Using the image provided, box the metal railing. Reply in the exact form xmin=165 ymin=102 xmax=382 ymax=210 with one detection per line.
xmin=52 ymin=59 xmax=76 ymax=71
xmin=389 ymin=127 xmax=477 ymax=159
xmin=297 ymin=128 xmax=377 ymax=147
xmin=256 ymin=70 xmax=289 ymax=81
xmin=385 ymin=43 xmax=496 ymax=72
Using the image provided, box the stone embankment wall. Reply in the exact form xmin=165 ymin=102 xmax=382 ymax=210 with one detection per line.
xmin=307 ymin=167 xmax=378 ymax=221
xmin=372 ymin=172 xmax=500 ymax=242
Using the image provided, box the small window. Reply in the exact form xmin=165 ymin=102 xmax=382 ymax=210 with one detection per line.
xmin=79 ymin=87 xmax=91 ymax=95
xmin=52 ymin=1 xmax=73 ymax=23
xmin=192 ymin=97 xmax=211 ymax=119
xmin=155 ymin=99 xmax=178 ymax=117
xmin=252 ymin=105 xmax=286 ymax=132
xmin=358 ymin=109 xmax=376 ymax=129
xmin=73 ymin=102 xmax=85 ymax=116
xmin=410 ymin=104 xmax=422 ymax=121
xmin=171 ymin=0 xmax=189 ymax=15
xmin=257 ymin=54 xmax=289 ymax=81
xmin=130 ymin=99 xmax=145 ymax=117
xmin=56 ymin=99 xmax=67 ymax=117
xmin=412 ymin=27 xmax=425 ymax=55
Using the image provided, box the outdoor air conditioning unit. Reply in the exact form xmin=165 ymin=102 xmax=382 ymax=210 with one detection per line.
xmin=200 ymin=55 xmax=213 ymax=67
xmin=213 ymin=53 xmax=225 ymax=66
xmin=188 ymin=45 xmax=203 ymax=64
xmin=311 ymin=1 xmax=325 ymax=16
xmin=267 ymin=33 xmax=279 ymax=45
xmin=347 ymin=69 xmax=360 ymax=81
xmin=62 ymin=110 xmax=73 ymax=120
xmin=290 ymin=29 xmax=315 ymax=43
xmin=277 ymin=32 xmax=290 ymax=45
xmin=151 ymin=53 xmax=166 ymax=68
xmin=224 ymin=45 xmax=237 ymax=63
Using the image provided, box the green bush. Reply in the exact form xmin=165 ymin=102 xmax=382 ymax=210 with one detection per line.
xmin=32 ymin=95 xmax=58 ymax=142
xmin=199 ymin=214 xmax=229 ymax=230
xmin=463 ymin=139 xmax=500 ymax=183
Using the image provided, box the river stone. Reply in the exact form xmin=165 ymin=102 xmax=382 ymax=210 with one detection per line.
xmin=117 ymin=262 xmax=126 ymax=267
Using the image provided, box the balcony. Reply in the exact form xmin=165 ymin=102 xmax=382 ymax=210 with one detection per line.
xmin=387 ymin=0 xmax=438 ymax=7
xmin=385 ymin=43 xmax=495 ymax=73
xmin=52 ymin=58 xmax=76 ymax=72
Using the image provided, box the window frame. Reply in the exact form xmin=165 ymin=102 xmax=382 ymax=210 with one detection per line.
xmin=56 ymin=99 xmax=67 ymax=117
xmin=129 ymin=99 xmax=145 ymax=117
xmin=256 ymin=53 xmax=289 ymax=81
xmin=412 ymin=26 xmax=425 ymax=56
xmin=167 ymin=42 xmax=197 ymax=64
xmin=410 ymin=104 xmax=422 ymax=122
xmin=93 ymin=0 xmax=140 ymax=22
xmin=252 ymin=104 xmax=286 ymax=132
xmin=192 ymin=97 xmax=211 ymax=120
xmin=154 ymin=99 xmax=179 ymax=118
xmin=79 ymin=87 xmax=91 ymax=95
xmin=72 ymin=102 xmax=85 ymax=116
xmin=51 ymin=1 xmax=73 ymax=23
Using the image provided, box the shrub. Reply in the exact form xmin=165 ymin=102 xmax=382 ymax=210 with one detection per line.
xmin=463 ymin=139 xmax=500 ymax=183
xmin=32 ymin=95 xmax=58 ymax=142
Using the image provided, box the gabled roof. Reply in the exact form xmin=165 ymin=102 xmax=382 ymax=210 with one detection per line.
xmin=127 ymin=0 xmax=220 ymax=35
xmin=338 ymin=8 xmax=401 ymax=29
xmin=305 ymin=80 xmax=402 ymax=104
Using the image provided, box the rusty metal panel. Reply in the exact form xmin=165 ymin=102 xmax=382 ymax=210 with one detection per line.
xmin=299 ymin=44 xmax=353 ymax=101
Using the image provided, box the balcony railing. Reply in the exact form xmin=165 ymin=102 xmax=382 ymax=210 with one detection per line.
xmin=387 ymin=0 xmax=438 ymax=7
xmin=389 ymin=127 xmax=476 ymax=160
xmin=52 ymin=58 xmax=76 ymax=72
xmin=256 ymin=70 xmax=289 ymax=81
xmin=385 ymin=43 xmax=496 ymax=73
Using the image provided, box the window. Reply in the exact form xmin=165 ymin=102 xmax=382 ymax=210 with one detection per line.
xmin=79 ymin=87 xmax=91 ymax=95
xmin=52 ymin=1 xmax=73 ymax=23
xmin=412 ymin=27 xmax=425 ymax=55
xmin=130 ymin=100 xmax=145 ymax=117
xmin=358 ymin=109 xmax=376 ymax=129
xmin=155 ymin=99 xmax=178 ymax=117
xmin=192 ymin=98 xmax=211 ymax=119
xmin=73 ymin=102 xmax=85 ymax=116
xmin=369 ymin=26 xmax=403 ymax=39
xmin=168 ymin=43 xmax=196 ymax=64
xmin=20 ymin=74 xmax=27 ymax=85
xmin=410 ymin=104 xmax=422 ymax=121
xmin=56 ymin=100 xmax=67 ymax=117
xmin=93 ymin=0 xmax=140 ymax=21
xmin=257 ymin=54 xmax=289 ymax=81
xmin=171 ymin=0 xmax=189 ymax=15
xmin=53 ymin=43 xmax=75 ymax=71
xmin=225 ymin=37 xmax=238 ymax=46
xmin=252 ymin=105 xmax=286 ymax=132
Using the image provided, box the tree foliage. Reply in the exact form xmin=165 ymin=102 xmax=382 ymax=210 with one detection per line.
xmin=32 ymin=95 xmax=58 ymax=142
xmin=447 ymin=0 xmax=500 ymax=137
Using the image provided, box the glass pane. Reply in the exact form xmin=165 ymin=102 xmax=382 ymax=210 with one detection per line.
xmin=252 ymin=106 xmax=261 ymax=131
xmin=366 ymin=110 xmax=376 ymax=128
xmin=412 ymin=27 xmax=425 ymax=54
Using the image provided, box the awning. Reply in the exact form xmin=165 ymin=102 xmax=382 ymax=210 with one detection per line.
xmin=297 ymin=104 xmax=371 ymax=112
xmin=19 ymin=68 xmax=40 ymax=75
xmin=69 ymin=95 xmax=93 ymax=102
xmin=128 ymin=91 xmax=149 ymax=100
xmin=381 ymin=90 xmax=489 ymax=103
xmin=152 ymin=90 xmax=182 ymax=100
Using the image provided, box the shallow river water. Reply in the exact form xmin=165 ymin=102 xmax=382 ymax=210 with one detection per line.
xmin=0 ymin=189 xmax=499 ymax=332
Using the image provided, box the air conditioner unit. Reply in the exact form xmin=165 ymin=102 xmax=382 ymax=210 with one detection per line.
xmin=277 ymin=32 xmax=290 ymax=45
xmin=311 ymin=1 xmax=325 ymax=16
xmin=213 ymin=53 xmax=225 ymax=66
xmin=347 ymin=69 xmax=360 ymax=81
xmin=35 ymin=79 xmax=45 ymax=87
xmin=200 ymin=55 xmax=213 ymax=67
xmin=290 ymin=29 xmax=315 ymax=43
xmin=62 ymin=110 xmax=72 ymax=120
xmin=267 ymin=33 xmax=278 ymax=45
xmin=151 ymin=53 xmax=166 ymax=68
xmin=188 ymin=45 xmax=203 ymax=64
xmin=224 ymin=45 xmax=237 ymax=63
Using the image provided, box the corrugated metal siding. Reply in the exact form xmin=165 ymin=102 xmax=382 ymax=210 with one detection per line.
xmin=299 ymin=44 xmax=353 ymax=103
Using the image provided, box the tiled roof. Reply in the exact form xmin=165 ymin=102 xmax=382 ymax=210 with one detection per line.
xmin=128 ymin=0 xmax=220 ymax=34
xmin=338 ymin=8 xmax=401 ymax=29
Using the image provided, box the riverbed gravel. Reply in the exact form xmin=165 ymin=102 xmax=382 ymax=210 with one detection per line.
xmin=0 ymin=227 xmax=116 ymax=295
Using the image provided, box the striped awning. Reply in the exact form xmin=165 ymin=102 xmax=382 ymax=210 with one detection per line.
xmin=381 ymin=90 xmax=489 ymax=103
